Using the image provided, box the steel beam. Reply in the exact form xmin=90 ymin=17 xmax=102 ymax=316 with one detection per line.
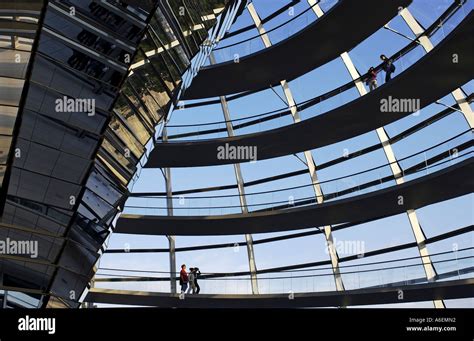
xmin=163 ymin=127 xmax=177 ymax=294
xmin=248 ymin=2 xmax=345 ymax=291
xmin=398 ymin=6 xmax=473 ymax=308
xmin=400 ymin=7 xmax=473 ymax=129
xmin=309 ymin=2 xmax=446 ymax=308
xmin=209 ymin=52 xmax=260 ymax=295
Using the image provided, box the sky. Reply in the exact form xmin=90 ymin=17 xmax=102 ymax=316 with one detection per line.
xmin=94 ymin=0 xmax=473 ymax=308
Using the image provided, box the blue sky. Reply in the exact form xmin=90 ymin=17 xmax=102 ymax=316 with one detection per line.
xmin=95 ymin=0 xmax=473 ymax=308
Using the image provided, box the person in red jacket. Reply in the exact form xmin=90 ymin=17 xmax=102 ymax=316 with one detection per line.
xmin=179 ymin=264 xmax=189 ymax=293
xmin=365 ymin=67 xmax=378 ymax=91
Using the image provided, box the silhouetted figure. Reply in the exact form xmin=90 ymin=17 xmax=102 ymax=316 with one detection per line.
xmin=193 ymin=267 xmax=201 ymax=294
xmin=380 ymin=54 xmax=396 ymax=83
xmin=187 ymin=268 xmax=196 ymax=294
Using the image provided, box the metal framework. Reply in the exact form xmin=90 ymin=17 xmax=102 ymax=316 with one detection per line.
xmin=1 ymin=0 xmax=471 ymax=309
xmin=163 ymin=127 xmax=177 ymax=294
xmin=246 ymin=1 xmax=345 ymax=291
xmin=79 ymin=1 xmax=474 ymax=307
xmin=308 ymin=2 xmax=470 ymax=308
xmin=208 ymin=52 xmax=259 ymax=294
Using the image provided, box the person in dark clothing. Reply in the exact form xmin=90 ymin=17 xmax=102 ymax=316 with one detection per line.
xmin=187 ymin=268 xmax=195 ymax=294
xmin=365 ymin=67 xmax=378 ymax=91
xmin=179 ymin=264 xmax=189 ymax=293
xmin=380 ymin=54 xmax=396 ymax=83
xmin=193 ymin=267 xmax=201 ymax=294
